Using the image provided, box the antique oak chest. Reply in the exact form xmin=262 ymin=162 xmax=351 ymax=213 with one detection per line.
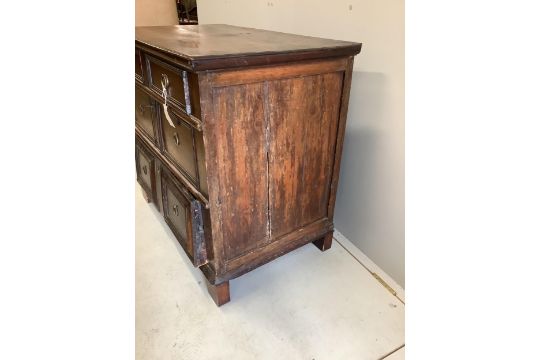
xmin=135 ymin=24 xmax=361 ymax=306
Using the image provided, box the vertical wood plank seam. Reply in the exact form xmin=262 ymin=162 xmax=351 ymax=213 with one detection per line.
xmin=263 ymin=81 xmax=272 ymax=243
xmin=204 ymin=80 xmax=227 ymax=272
xmin=298 ymin=78 xmax=310 ymax=224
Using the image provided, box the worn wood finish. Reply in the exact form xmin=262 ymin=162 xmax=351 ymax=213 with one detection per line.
xmin=148 ymin=55 xmax=194 ymax=116
xmin=208 ymin=57 xmax=348 ymax=87
xmin=137 ymin=81 xmax=202 ymax=131
xmin=135 ymin=48 xmax=144 ymax=83
xmin=267 ymin=72 xmax=343 ymax=238
xmin=135 ymin=25 xmax=361 ymax=306
xmin=135 ymin=141 xmax=155 ymax=202
xmin=136 ymin=25 xmax=361 ymax=71
xmin=135 ymin=87 xmax=158 ymax=145
xmin=205 ymin=279 xmax=230 ymax=307
xmin=211 ymin=83 xmax=270 ymax=260
xmin=221 ymin=218 xmax=333 ymax=282
xmin=136 ymin=127 xmax=209 ymax=207
xmin=161 ymin=168 xmax=208 ymax=267
xmin=313 ymin=231 xmax=334 ymax=252
xmin=327 ymin=57 xmax=355 ymax=219
xmin=160 ymin=111 xmax=198 ymax=182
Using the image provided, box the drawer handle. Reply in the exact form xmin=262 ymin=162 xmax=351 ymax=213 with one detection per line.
xmin=173 ymin=204 xmax=179 ymax=216
xmin=161 ymin=74 xmax=175 ymax=129
xmin=161 ymin=73 xmax=169 ymax=89
xmin=173 ymin=132 xmax=180 ymax=146
xmin=142 ymin=165 xmax=148 ymax=175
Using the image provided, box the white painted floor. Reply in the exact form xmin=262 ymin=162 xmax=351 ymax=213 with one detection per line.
xmin=136 ymin=186 xmax=405 ymax=360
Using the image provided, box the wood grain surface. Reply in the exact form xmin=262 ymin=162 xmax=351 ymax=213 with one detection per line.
xmin=136 ymin=24 xmax=361 ymax=70
xmin=135 ymin=25 xmax=361 ymax=305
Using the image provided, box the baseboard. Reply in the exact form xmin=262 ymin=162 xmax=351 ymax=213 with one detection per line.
xmin=333 ymin=229 xmax=405 ymax=303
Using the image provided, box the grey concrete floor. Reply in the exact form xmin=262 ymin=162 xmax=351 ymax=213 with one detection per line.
xmin=136 ymin=186 xmax=405 ymax=360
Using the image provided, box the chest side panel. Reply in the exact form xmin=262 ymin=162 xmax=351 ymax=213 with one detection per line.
xmin=267 ymin=72 xmax=343 ymax=238
xmin=202 ymin=58 xmax=348 ymax=267
xmin=210 ymin=84 xmax=270 ymax=261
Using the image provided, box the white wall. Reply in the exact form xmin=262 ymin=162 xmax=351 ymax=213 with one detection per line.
xmin=198 ymin=0 xmax=405 ymax=286
xmin=136 ymin=0 xmax=178 ymax=26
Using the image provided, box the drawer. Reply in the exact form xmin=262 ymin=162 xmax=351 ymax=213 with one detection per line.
xmin=161 ymin=169 xmax=208 ymax=267
xmin=135 ymin=86 xmax=158 ymax=143
xmin=136 ymin=142 xmax=154 ymax=199
xmin=135 ymin=48 xmax=144 ymax=83
xmin=146 ymin=55 xmax=201 ymax=118
xmin=160 ymin=110 xmax=208 ymax=195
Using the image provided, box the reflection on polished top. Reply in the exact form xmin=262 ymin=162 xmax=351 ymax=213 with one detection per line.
xmin=135 ymin=24 xmax=362 ymax=70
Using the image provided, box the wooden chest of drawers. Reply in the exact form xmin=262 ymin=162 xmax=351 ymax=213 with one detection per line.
xmin=135 ymin=24 xmax=361 ymax=306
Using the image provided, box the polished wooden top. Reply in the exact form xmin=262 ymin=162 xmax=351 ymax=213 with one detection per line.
xmin=136 ymin=24 xmax=362 ymax=71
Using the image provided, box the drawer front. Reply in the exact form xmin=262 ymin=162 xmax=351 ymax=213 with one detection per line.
xmin=136 ymin=143 xmax=154 ymax=197
xmin=160 ymin=110 xmax=198 ymax=184
xmin=161 ymin=169 xmax=208 ymax=267
xmin=146 ymin=55 xmax=201 ymax=118
xmin=135 ymin=86 xmax=157 ymax=143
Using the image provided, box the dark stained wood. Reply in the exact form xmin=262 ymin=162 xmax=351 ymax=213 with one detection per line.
xmin=197 ymin=72 xmax=227 ymax=274
xmin=267 ymin=72 xmax=343 ymax=238
xmin=148 ymin=56 xmax=185 ymax=110
xmin=135 ymin=86 xmax=158 ymax=145
xmin=313 ymin=231 xmax=334 ymax=252
xmin=135 ymin=48 xmax=144 ymax=83
xmin=194 ymin=131 xmax=208 ymax=196
xmin=161 ymin=167 xmax=208 ymax=268
xmin=211 ymin=83 xmax=270 ymax=260
xmin=187 ymin=72 xmax=201 ymax=117
xmin=146 ymin=55 xmax=202 ymax=119
xmin=153 ymin=159 xmax=164 ymax=213
xmin=205 ymin=279 xmax=230 ymax=307
xmin=135 ymin=141 xmax=155 ymax=202
xmin=136 ymin=127 xmax=209 ymax=207
xmin=223 ymin=218 xmax=333 ymax=281
xmin=136 ymin=81 xmax=202 ymax=131
xmin=135 ymin=25 xmax=361 ymax=306
xmin=327 ymin=57 xmax=355 ymax=219
xmin=208 ymin=57 xmax=348 ymax=86
xmin=136 ymin=24 xmax=361 ymax=71
xmin=160 ymin=110 xmax=198 ymax=183
xmin=140 ymin=188 xmax=151 ymax=203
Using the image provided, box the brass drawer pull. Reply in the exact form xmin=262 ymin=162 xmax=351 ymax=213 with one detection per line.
xmin=142 ymin=165 xmax=148 ymax=175
xmin=173 ymin=132 xmax=180 ymax=146
xmin=161 ymin=73 xmax=175 ymax=128
xmin=161 ymin=73 xmax=169 ymax=89
xmin=173 ymin=204 xmax=179 ymax=216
